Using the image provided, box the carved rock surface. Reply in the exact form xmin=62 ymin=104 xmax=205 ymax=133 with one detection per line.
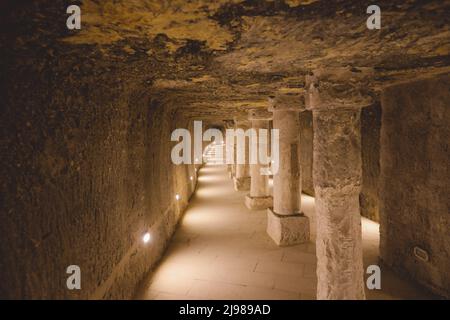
xmin=267 ymin=209 xmax=310 ymax=246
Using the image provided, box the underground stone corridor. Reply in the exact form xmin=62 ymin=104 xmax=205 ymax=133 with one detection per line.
xmin=136 ymin=163 xmax=435 ymax=300
xmin=1 ymin=0 xmax=449 ymax=304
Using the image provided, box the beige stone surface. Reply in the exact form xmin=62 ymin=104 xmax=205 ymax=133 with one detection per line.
xmin=380 ymin=74 xmax=450 ymax=298
xmin=267 ymin=209 xmax=310 ymax=246
xmin=137 ymin=164 xmax=435 ymax=300
xmin=3 ymin=1 xmax=450 ymax=299
xmin=270 ymin=98 xmax=303 ymax=215
xmin=311 ymin=108 xmax=365 ymax=300
xmin=245 ymin=114 xmax=272 ymax=211
xmin=245 ymin=195 xmax=273 ymax=210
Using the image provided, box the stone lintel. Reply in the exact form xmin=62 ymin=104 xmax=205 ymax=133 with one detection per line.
xmin=266 ymin=208 xmax=310 ymax=246
xmin=305 ymin=67 xmax=374 ymax=111
xmin=245 ymin=195 xmax=273 ymax=210
xmin=248 ymin=109 xmax=272 ymax=121
xmin=233 ymin=117 xmax=251 ymax=128
xmin=268 ymin=93 xmax=305 ymax=113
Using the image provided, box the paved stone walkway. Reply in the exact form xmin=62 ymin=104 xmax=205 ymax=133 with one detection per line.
xmin=138 ymin=164 xmax=434 ymax=300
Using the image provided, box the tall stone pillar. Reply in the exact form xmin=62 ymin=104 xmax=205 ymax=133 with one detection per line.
xmin=306 ymin=68 xmax=373 ymax=300
xmin=266 ymin=94 xmax=310 ymax=246
xmin=230 ymin=158 xmax=236 ymax=179
xmin=233 ymin=119 xmax=251 ymax=191
xmin=245 ymin=109 xmax=273 ymax=210
xmin=225 ymin=120 xmax=236 ymax=179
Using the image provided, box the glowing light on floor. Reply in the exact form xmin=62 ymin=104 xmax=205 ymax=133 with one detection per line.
xmin=197 ymin=173 xmax=220 ymax=183
xmin=195 ymin=187 xmax=230 ymax=198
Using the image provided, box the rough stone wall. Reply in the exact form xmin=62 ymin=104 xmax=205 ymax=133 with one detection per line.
xmin=379 ymin=73 xmax=450 ymax=298
xmin=360 ymin=103 xmax=382 ymax=222
xmin=299 ymin=111 xmax=314 ymax=196
xmin=0 ymin=62 xmax=195 ymax=299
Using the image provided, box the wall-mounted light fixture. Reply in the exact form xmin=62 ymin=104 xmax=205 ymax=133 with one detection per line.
xmin=413 ymin=246 xmax=429 ymax=262
xmin=190 ymin=176 xmax=194 ymax=181
xmin=142 ymin=232 xmax=151 ymax=244
xmin=175 ymin=194 xmax=181 ymax=201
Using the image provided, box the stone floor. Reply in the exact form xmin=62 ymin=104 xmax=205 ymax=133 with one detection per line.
xmin=137 ymin=164 xmax=435 ymax=300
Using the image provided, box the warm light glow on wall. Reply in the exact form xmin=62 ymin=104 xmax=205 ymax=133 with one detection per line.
xmin=362 ymin=217 xmax=380 ymax=236
xmin=142 ymin=232 xmax=151 ymax=244
xmin=190 ymin=176 xmax=194 ymax=181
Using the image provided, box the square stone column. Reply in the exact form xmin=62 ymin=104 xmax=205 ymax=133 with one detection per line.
xmin=266 ymin=93 xmax=310 ymax=246
xmin=245 ymin=109 xmax=273 ymax=210
xmin=306 ymin=67 xmax=373 ymax=300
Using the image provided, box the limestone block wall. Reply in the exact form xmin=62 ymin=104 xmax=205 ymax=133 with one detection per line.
xmin=379 ymin=73 xmax=450 ymax=298
xmin=0 ymin=61 xmax=196 ymax=299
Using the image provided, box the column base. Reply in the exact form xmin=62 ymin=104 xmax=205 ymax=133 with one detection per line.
xmin=245 ymin=195 xmax=273 ymax=210
xmin=266 ymin=208 xmax=310 ymax=246
xmin=233 ymin=177 xmax=250 ymax=191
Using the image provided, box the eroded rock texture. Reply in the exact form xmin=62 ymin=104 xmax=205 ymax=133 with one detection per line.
xmin=0 ymin=0 xmax=449 ymax=299
xmin=380 ymin=73 xmax=450 ymax=298
xmin=313 ymin=109 xmax=365 ymax=300
xmin=299 ymin=111 xmax=314 ymax=196
xmin=360 ymin=103 xmax=382 ymax=222
xmin=0 ymin=68 xmax=197 ymax=298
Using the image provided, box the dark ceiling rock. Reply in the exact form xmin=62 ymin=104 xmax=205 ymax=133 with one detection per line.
xmin=1 ymin=0 xmax=449 ymax=121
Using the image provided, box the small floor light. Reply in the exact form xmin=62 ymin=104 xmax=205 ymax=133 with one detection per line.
xmin=142 ymin=232 xmax=151 ymax=244
xmin=175 ymin=194 xmax=181 ymax=201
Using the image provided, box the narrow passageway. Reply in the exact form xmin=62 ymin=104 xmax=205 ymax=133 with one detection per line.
xmin=139 ymin=164 xmax=316 ymax=299
xmin=138 ymin=164 xmax=433 ymax=300
xmin=3 ymin=1 xmax=450 ymax=301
